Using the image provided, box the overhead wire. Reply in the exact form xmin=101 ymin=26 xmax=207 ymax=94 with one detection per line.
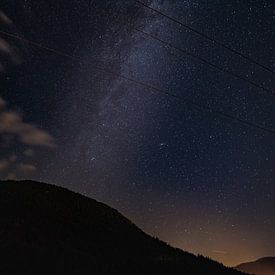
xmin=0 ymin=29 xmax=274 ymax=135
xmin=134 ymin=28 xmax=275 ymax=96
xmin=133 ymin=0 xmax=275 ymax=75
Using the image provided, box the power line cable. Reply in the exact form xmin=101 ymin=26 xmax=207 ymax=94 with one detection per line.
xmin=133 ymin=0 xmax=275 ymax=75
xmin=105 ymin=5 xmax=274 ymax=96
xmin=1 ymin=29 xmax=274 ymax=135
xmin=134 ymin=28 xmax=274 ymax=96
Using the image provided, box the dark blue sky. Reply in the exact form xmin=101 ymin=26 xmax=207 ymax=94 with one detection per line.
xmin=0 ymin=0 xmax=274 ymax=266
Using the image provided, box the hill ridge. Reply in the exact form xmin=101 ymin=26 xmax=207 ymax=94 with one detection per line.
xmin=0 ymin=180 xmax=246 ymax=275
xmin=236 ymin=257 xmax=275 ymax=275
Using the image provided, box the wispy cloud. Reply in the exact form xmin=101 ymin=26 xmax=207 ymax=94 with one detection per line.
xmin=0 ymin=157 xmax=37 ymax=179
xmin=0 ymin=11 xmax=55 ymax=179
xmin=0 ymin=159 xmax=9 ymax=171
xmin=0 ymin=97 xmax=55 ymax=147
xmin=0 ymin=10 xmax=21 ymax=72
xmin=0 ymin=97 xmax=6 ymax=109
xmin=23 ymin=149 xmax=34 ymax=157
xmin=18 ymin=163 xmax=36 ymax=173
xmin=0 ymin=10 xmax=13 ymax=25
xmin=0 ymin=97 xmax=55 ymax=179
xmin=6 ymin=172 xmax=17 ymax=180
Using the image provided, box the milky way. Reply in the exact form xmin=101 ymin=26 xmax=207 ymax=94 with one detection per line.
xmin=0 ymin=0 xmax=274 ymax=266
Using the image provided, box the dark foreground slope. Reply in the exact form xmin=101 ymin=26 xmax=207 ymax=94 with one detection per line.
xmin=236 ymin=257 xmax=275 ymax=275
xmin=0 ymin=180 xmax=245 ymax=275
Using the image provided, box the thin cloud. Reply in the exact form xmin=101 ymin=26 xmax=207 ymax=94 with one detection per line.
xmin=0 ymin=11 xmax=21 ymax=72
xmin=0 ymin=37 xmax=13 ymax=54
xmin=0 ymin=97 xmax=6 ymax=109
xmin=6 ymin=172 xmax=17 ymax=180
xmin=0 ymin=97 xmax=55 ymax=147
xmin=18 ymin=163 xmax=36 ymax=173
xmin=0 ymin=38 xmax=21 ymax=64
xmin=9 ymin=154 xmax=17 ymax=162
xmin=0 ymin=159 xmax=9 ymax=171
xmin=0 ymin=10 xmax=13 ymax=25
xmin=23 ymin=149 xmax=34 ymax=157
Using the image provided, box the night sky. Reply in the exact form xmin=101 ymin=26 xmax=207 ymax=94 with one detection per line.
xmin=0 ymin=0 xmax=274 ymax=267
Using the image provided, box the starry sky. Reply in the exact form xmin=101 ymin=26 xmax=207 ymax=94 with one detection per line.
xmin=0 ymin=0 xmax=274 ymax=267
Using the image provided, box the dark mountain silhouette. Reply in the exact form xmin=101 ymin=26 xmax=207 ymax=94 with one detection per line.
xmin=0 ymin=180 xmax=246 ymax=275
xmin=236 ymin=257 xmax=275 ymax=275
